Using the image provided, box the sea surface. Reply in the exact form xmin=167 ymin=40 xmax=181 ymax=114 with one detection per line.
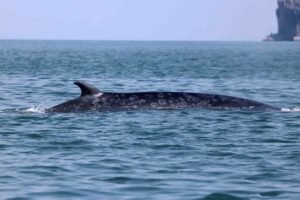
xmin=0 ymin=40 xmax=299 ymax=200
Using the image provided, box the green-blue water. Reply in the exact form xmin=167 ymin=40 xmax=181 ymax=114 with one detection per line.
xmin=0 ymin=40 xmax=300 ymax=200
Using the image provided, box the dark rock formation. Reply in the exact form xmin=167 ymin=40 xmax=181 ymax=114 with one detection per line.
xmin=265 ymin=0 xmax=300 ymax=41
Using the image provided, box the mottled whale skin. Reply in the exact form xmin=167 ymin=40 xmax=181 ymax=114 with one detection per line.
xmin=45 ymin=81 xmax=280 ymax=113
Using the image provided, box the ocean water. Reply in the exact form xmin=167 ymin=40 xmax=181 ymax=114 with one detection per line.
xmin=0 ymin=40 xmax=300 ymax=200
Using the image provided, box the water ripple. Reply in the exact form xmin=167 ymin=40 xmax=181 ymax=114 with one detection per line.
xmin=0 ymin=41 xmax=300 ymax=200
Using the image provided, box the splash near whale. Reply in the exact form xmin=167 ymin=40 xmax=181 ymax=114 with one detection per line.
xmin=45 ymin=81 xmax=280 ymax=113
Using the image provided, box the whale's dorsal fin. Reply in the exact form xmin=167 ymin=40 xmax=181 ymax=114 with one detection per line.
xmin=74 ymin=81 xmax=101 ymax=97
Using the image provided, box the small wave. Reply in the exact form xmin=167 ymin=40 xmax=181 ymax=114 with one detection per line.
xmin=0 ymin=102 xmax=49 ymax=114
xmin=0 ymin=106 xmax=45 ymax=113
xmin=281 ymin=107 xmax=300 ymax=112
xmin=201 ymin=193 xmax=247 ymax=200
xmin=24 ymin=105 xmax=46 ymax=113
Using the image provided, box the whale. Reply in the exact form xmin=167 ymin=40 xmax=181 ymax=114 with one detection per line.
xmin=45 ymin=81 xmax=280 ymax=113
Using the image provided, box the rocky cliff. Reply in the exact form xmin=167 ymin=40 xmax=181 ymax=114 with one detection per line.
xmin=266 ymin=0 xmax=300 ymax=41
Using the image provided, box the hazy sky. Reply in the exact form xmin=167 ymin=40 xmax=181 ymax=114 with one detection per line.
xmin=0 ymin=0 xmax=278 ymax=41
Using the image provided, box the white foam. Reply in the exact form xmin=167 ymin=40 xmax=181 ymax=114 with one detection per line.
xmin=21 ymin=103 xmax=47 ymax=113
xmin=281 ymin=107 xmax=300 ymax=112
xmin=25 ymin=106 xmax=44 ymax=113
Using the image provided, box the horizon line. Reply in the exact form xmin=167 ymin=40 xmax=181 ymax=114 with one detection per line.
xmin=0 ymin=38 xmax=265 ymax=42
